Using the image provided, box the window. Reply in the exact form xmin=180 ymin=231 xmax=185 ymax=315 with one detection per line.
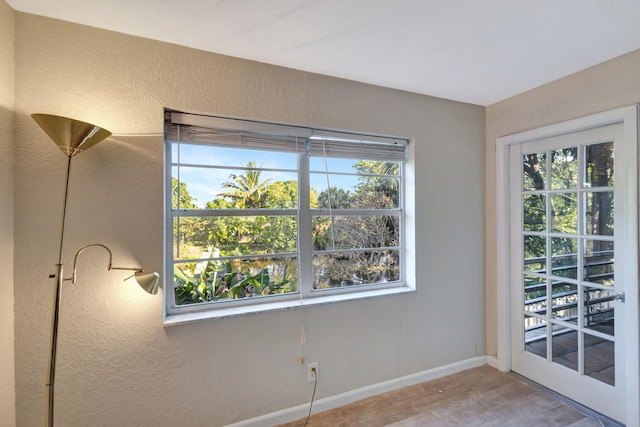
xmin=164 ymin=111 xmax=414 ymax=321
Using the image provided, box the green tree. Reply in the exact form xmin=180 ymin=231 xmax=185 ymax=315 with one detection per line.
xmin=354 ymin=160 xmax=399 ymax=207
xmin=266 ymin=180 xmax=298 ymax=208
xmin=217 ymin=161 xmax=273 ymax=208
xmin=317 ymin=186 xmax=353 ymax=209
xmin=172 ymin=177 xmax=198 ymax=209
xmin=172 ymin=177 xmax=207 ymax=258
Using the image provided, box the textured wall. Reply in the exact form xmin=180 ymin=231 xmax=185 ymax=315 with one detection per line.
xmin=485 ymin=48 xmax=640 ymax=357
xmin=13 ymin=13 xmax=485 ymax=426
xmin=0 ymin=1 xmax=16 ymax=426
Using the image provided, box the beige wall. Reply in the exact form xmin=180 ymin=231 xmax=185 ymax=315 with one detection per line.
xmin=13 ymin=13 xmax=485 ymax=426
xmin=485 ymin=49 xmax=640 ymax=357
xmin=0 ymin=1 xmax=15 ymax=426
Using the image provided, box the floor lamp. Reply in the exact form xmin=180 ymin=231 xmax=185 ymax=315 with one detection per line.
xmin=31 ymin=114 xmax=160 ymax=427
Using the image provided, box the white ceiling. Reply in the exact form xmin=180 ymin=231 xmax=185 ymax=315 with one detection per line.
xmin=7 ymin=0 xmax=640 ymax=105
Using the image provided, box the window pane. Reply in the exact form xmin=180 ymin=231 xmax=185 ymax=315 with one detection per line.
xmin=172 ymin=167 xmax=200 ymax=209
xmin=174 ymin=216 xmax=297 ymax=260
xmin=310 ymin=158 xmax=399 ymax=175
xmin=584 ymin=141 xmax=614 ymax=188
xmin=174 ymin=256 xmax=297 ymax=305
xmin=551 ymin=147 xmax=578 ymax=189
xmin=176 ymin=143 xmax=298 ymax=170
xmin=310 ymin=159 xmax=400 ymax=209
xmin=551 ymin=237 xmax=577 ymax=279
xmin=584 ymin=333 xmax=615 ymax=386
xmin=585 ymin=191 xmax=614 ymax=236
xmin=524 ymin=235 xmax=546 ymax=272
xmin=583 ymin=286 xmax=615 ymax=336
xmin=312 ymin=215 xmax=399 ymax=251
xmin=311 ymin=173 xmax=399 ymax=209
xmin=523 ymin=194 xmax=546 ymax=232
xmin=551 ymin=193 xmax=577 ymax=234
xmin=551 ymin=281 xmax=578 ymax=324
xmin=523 ymin=152 xmax=546 ymax=191
xmin=552 ymin=326 xmax=578 ymax=372
xmin=313 ymin=250 xmax=399 ymax=289
xmin=583 ymin=240 xmax=614 ymax=286
xmin=524 ymin=275 xmax=546 ymax=315
xmin=176 ymin=167 xmax=298 ymax=209
xmin=524 ymin=315 xmax=547 ymax=359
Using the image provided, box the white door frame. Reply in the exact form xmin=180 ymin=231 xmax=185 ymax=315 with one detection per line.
xmin=495 ymin=104 xmax=639 ymax=425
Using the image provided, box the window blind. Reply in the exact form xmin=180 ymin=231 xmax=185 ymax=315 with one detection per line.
xmin=166 ymin=111 xmax=409 ymax=161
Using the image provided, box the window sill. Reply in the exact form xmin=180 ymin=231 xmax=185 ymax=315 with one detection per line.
xmin=163 ymin=285 xmax=415 ymax=327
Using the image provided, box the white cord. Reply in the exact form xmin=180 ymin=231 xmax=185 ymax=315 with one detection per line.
xmin=111 ymin=132 xmax=164 ymax=137
xmin=297 ymin=135 xmax=306 ymax=364
xmin=298 ymin=316 xmax=306 ymax=364
xmin=322 ymin=139 xmax=336 ymax=250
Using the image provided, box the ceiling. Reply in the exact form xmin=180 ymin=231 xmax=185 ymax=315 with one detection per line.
xmin=7 ymin=0 xmax=640 ymax=106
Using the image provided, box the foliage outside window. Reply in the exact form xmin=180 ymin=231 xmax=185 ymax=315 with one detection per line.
xmin=165 ymin=112 xmax=410 ymax=315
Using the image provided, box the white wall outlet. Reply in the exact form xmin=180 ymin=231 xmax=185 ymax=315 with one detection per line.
xmin=307 ymin=362 xmax=319 ymax=382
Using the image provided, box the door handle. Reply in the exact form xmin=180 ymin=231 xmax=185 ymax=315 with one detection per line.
xmin=613 ymin=292 xmax=625 ymax=303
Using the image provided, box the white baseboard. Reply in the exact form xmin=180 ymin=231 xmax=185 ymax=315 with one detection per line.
xmin=225 ymin=356 xmax=488 ymax=427
xmin=486 ymin=355 xmax=499 ymax=369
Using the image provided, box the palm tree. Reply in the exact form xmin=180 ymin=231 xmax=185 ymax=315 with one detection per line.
xmin=218 ymin=161 xmax=273 ymax=208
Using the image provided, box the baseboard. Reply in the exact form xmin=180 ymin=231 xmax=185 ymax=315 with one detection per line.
xmin=225 ymin=356 xmax=488 ymax=427
xmin=486 ymin=355 xmax=499 ymax=369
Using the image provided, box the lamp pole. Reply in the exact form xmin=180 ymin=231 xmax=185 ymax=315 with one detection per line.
xmin=46 ymin=155 xmax=72 ymax=427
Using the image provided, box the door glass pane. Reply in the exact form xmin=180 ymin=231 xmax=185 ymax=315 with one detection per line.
xmin=524 ymin=235 xmax=546 ymax=272
xmin=551 ymin=281 xmax=578 ymax=324
xmin=584 ymin=141 xmax=614 ymax=188
xmin=551 ymin=237 xmax=577 ymax=279
xmin=585 ymin=191 xmax=614 ymax=236
xmin=524 ymin=275 xmax=546 ymax=314
xmin=583 ymin=240 xmax=614 ymax=286
xmin=583 ymin=286 xmax=615 ymax=337
xmin=523 ymin=194 xmax=546 ymax=232
xmin=584 ymin=333 xmax=615 ymax=386
xmin=551 ymin=147 xmax=578 ymax=189
xmin=551 ymin=193 xmax=577 ymax=234
xmin=525 ymin=315 xmax=547 ymax=359
xmin=552 ymin=325 xmax=578 ymax=371
xmin=523 ymin=152 xmax=546 ymax=191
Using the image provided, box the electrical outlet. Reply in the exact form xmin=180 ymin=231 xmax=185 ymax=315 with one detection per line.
xmin=307 ymin=362 xmax=319 ymax=382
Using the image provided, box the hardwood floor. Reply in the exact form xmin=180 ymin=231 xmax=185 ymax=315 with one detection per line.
xmin=278 ymin=365 xmax=616 ymax=427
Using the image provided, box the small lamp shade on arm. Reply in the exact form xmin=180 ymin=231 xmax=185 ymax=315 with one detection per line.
xmin=127 ymin=272 xmax=160 ymax=295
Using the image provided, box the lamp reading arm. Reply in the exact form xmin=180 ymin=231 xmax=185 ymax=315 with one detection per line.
xmin=67 ymin=243 xmax=159 ymax=294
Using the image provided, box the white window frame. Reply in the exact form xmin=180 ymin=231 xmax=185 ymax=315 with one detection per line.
xmin=163 ymin=111 xmax=416 ymax=325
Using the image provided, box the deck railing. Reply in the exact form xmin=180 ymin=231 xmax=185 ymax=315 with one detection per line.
xmin=523 ymin=250 xmax=614 ymax=341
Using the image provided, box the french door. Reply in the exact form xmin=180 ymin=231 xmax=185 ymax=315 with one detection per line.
xmin=499 ymin=107 xmax=639 ymax=425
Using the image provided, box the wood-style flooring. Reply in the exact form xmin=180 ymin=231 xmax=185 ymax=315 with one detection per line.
xmin=278 ymin=365 xmax=616 ymax=427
